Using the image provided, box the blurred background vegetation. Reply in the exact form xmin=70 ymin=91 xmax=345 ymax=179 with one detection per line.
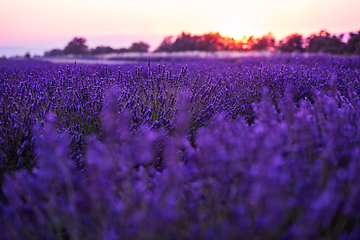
xmin=43 ymin=30 xmax=360 ymax=57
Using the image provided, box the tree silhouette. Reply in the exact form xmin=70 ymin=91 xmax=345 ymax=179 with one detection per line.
xmin=155 ymin=36 xmax=173 ymax=52
xmin=305 ymin=30 xmax=346 ymax=54
xmin=114 ymin=48 xmax=129 ymax=53
xmin=171 ymin=32 xmax=196 ymax=51
xmin=196 ymin=32 xmax=224 ymax=52
xmin=128 ymin=42 xmax=150 ymax=52
xmin=278 ymin=34 xmax=304 ymax=52
xmin=156 ymin=32 xmax=247 ymax=52
xmin=63 ymin=37 xmax=88 ymax=55
xmin=44 ymin=49 xmax=64 ymax=57
xmin=90 ymin=46 xmax=115 ymax=55
xmin=347 ymin=31 xmax=360 ymax=55
xmin=251 ymin=33 xmax=275 ymax=51
xmin=245 ymin=36 xmax=256 ymax=50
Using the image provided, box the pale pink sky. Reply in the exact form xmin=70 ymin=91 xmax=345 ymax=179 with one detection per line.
xmin=1 ymin=0 xmax=359 ymax=57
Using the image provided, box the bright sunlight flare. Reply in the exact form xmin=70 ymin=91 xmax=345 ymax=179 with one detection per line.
xmin=219 ymin=24 xmax=263 ymax=40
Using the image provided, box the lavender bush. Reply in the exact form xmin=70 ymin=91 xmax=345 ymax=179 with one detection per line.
xmin=1 ymin=55 xmax=360 ymax=239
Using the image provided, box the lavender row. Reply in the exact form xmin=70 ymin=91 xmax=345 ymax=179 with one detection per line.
xmin=0 ymin=55 xmax=360 ymax=238
xmin=1 ymin=86 xmax=360 ymax=239
xmin=1 ymin=56 xmax=360 ymax=173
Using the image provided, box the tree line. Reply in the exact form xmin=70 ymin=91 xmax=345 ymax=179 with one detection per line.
xmin=44 ymin=29 xmax=360 ymax=57
xmin=155 ymin=30 xmax=360 ymax=55
xmin=44 ymin=39 xmax=150 ymax=57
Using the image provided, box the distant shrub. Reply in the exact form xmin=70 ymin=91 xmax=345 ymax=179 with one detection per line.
xmin=90 ymin=46 xmax=115 ymax=55
xmin=44 ymin=49 xmax=64 ymax=57
xmin=114 ymin=47 xmax=129 ymax=53
xmin=305 ymin=30 xmax=347 ymax=55
xmin=128 ymin=41 xmax=150 ymax=52
xmin=63 ymin=37 xmax=89 ymax=55
xmin=278 ymin=34 xmax=305 ymax=53
xmin=347 ymin=31 xmax=360 ymax=55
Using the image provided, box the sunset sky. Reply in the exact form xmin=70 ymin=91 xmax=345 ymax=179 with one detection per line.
xmin=1 ymin=0 xmax=359 ymax=57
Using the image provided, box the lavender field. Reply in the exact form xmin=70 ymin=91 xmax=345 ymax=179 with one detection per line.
xmin=1 ymin=54 xmax=360 ymax=239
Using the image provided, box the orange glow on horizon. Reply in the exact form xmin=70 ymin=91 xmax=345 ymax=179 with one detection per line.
xmin=217 ymin=23 xmax=264 ymax=41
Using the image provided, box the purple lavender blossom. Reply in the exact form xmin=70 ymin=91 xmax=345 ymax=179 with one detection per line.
xmin=1 ymin=55 xmax=360 ymax=239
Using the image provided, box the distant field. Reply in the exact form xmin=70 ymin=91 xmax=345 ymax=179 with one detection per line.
xmin=40 ymin=57 xmax=139 ymax=65
xmin=37 ymin=51 xmax=345 ymax=65
xmin=95 ymin=50 xmax=276 ymax=59
xmin=39 ymin=50 xmax=277 ymax=64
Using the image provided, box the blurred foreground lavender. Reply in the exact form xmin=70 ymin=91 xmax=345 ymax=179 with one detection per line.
xmin=1 ymin=55 xmax=360 ymax=239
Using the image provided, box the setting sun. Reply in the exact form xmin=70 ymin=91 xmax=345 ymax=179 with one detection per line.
xmin=218 ymin=23 xmax=264 ymax=41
